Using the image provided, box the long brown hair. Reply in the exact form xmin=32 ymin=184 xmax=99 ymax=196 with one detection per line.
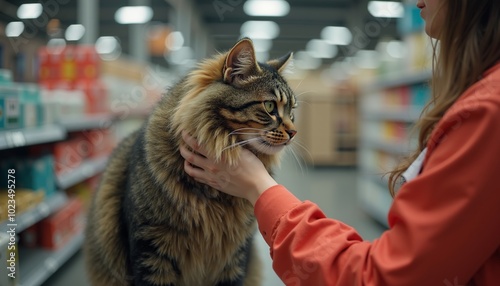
xmin=388 ymin=0 xmax=500 ymax=196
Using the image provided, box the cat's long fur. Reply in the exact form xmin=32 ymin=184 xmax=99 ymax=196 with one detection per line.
xmin=84 ymin=38 xmax=296 ymax=286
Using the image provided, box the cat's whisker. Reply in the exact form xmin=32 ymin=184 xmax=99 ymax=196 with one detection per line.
xmin=296 ymin=90 xmax=314 ymax=97
xmin=228 ymin=128 xmax=263 ymax=136
xmin=222 ymin=138 xmax=260 ymax=151
xmin=229 ymin=127 xmax=270 ymax=134
xmin=286 ymin=145 xmax=307 ymax=176
xmin=289 ymin=139 xmax=313 ymax=171
xmin=296 ymin=100 xmax=312 ymax=108
xmin=228 ymin=131 xmax=261 ymax=136
xmin=294 ymin=77 xmax=305 ymax=91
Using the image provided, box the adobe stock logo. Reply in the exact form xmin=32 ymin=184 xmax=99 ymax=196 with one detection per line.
xmin=8 ymin=0 xmax=71 ymax=52
xmin=213 ymin=0 xmax=244 ymax=21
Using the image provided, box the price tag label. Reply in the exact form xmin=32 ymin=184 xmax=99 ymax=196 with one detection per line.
xmin=6 ymin=131 xmax=26 ymax=147
xmin=38 ymin=202 xmax=50 ymax=217
xmin=45 ymin=257 xmax=58 ymax=273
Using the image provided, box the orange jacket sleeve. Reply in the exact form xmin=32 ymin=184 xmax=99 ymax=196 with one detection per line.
xmin=254 ymin=64 xmax=500 ymax=285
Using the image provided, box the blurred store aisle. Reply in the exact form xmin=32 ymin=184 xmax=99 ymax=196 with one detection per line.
xmin=43 ymin=153 xmax=387 ymax=286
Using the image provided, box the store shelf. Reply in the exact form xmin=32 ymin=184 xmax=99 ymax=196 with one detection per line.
xmin=360 ymin=138 xmax=414 ymax=155
xmin=0 ymin=115 xmax=116 ymax=151
xmin=0 ymin=125 xmax=66 ymax=150
xmin=362 ymin=108 xmax=422 ymax=122
xmin=19 ymin=230 xmax=84 ymax=286
xmin=358 ymin=177 xmax=392 ymax=228
xmin=0 ymin=192 xmax=67 ymax=234
xmin=56 ymin=156 xmax=108 ymax=190
xmin=371 ymin=69 xmax=432 ymax=90
xmin=59 ymin=114 xmax=115 ymax=132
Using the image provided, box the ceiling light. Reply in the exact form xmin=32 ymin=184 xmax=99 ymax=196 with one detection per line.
xmin=321 ymin=26 xmax=352 ymax=46
xmin=243 ymin=0 xmax=290 ymax=17
xmin=17 ymin=3 xmax=43 ymax=19
xmin=5 ymin=22 xmax=25 ymax=37
xmin=354 ymin=50 xmax=381 ymax=69
xmin=65 ymin=24 xmax=86 ymax=41
xmin=115 ymin=6 xmax=153 ymax=24
xmin=95 ymin=36 xmax=122 ymax=60
xmin=240 ymin=21 xmax=280 ymax=39
xmin=306 ymin=39 xmax=338 ymax=59
xmin=368 ymin=1 xmax=404 ymax=18
xmin=165 ymin=31 xmax=184 ymax=51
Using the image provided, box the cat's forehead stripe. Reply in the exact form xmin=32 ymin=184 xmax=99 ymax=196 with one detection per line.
xmin=274 ymin=88 xmax=281 ymax=102
xmin=275 ymin=87 xmax=287 ymax=105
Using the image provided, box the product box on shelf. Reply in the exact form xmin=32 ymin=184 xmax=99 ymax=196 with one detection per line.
xmin=66 ymin=174 xmax=102 ymax=212
xmin=381 ymin=121 xmax=413 ymax=142
xmin=38 ymin=45 xmax=101 ymax=83
xmin=0 ymin=189 xmax=45 ymax=221
xmin=0 ymin=85 xmax=21 ymax=130
xmin=74 ymin=79 xmax=109 ymax=114
xmin=10 ymin=155 xmax=56 ymax=197
xmin=53 ymin=140 xmax=81 ymax=175
xmin=383 ymin=86 xmax=411 ymax=109
xmin=41 ymin=88 xmax=86 ymax=121
xmin=20 ymin=224 xmax=39 ymax=248
xmin=404 ymin=31 xmax=433 ymax=71
xmin=40 ymin=88 xmax=62 ymax=124
xmin=410 ymin=83 xmax=430 ymax=108
xmin=39 ymin=198 xmax=84 ymax=250
xmin=75 ymin=45 xmax=101 ymax=80
xmin=0 ymin=69 xmax=13 ymax=85
xmin=86 ymin=129 xmax=115 ymax=158
xmin=16 ymin=83 xmax=42 ymax=128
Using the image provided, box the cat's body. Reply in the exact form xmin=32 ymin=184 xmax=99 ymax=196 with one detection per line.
xmin=84 ymin=38 xmax=296 ymax=286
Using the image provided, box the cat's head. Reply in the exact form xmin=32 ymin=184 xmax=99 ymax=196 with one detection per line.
xmin=174 ymin=38 xmax=296 ymax=168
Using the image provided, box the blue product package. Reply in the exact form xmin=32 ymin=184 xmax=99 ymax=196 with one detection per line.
xmin=411 ymin=84 xmax=430 ymax=108
xmin=0 ymin=85 xmax=21 ymax=130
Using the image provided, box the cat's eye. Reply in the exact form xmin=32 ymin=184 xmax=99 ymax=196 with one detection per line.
xmin=264 ymin=101 xmax=276 ymax=113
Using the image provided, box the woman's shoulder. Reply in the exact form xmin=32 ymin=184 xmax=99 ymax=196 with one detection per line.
xmin=426 ymin=62 xmax=500 ymax=151
xmin=445 ymin=62 xmax=500 ymax=116
xmin=461 ymin=62 xmax=500 ymax=103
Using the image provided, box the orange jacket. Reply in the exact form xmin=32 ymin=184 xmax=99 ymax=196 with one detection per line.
xmin=255 ymin=62 xmax=500 ymax=286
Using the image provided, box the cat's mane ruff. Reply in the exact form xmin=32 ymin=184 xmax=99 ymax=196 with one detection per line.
xmin=171 ymin=53 xmax=243 ymax=166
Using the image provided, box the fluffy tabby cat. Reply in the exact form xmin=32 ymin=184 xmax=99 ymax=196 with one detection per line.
xmin=84 ymin=38 xmax=297 ymax=286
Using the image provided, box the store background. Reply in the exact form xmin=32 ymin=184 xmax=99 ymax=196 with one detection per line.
xmin=0 ymin=0 xmax=431 ymax=285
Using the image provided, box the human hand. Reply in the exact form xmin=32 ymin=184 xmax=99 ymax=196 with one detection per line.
xmin=180 ymin=131 xmax=278 ymax=205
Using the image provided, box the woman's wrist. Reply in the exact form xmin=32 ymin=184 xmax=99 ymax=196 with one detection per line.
xmin=247 ymin=174 xmax=278 ymax=206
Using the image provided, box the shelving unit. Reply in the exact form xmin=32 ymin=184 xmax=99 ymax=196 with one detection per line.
xmin=0 ymin=125 xmax=66 ymax=150
xmin=19 ymin=231 xmax=84 ymax=286
xmin=0 ymin=114 xmax=116 ymax=151
xmin=293 ymin=75 xmax=359 ymax=167
xmin=59 ymin=114 xmax=115 ymax=132
xmin=56 ymin=156 xmax=108 ymax=190
xmin=0 ymin=114 xmax=112 ymax=286
xmin=0 ymin=192 xmax=67 ymax=234
xmin=358 ymin=71 xmax=431 ymax=227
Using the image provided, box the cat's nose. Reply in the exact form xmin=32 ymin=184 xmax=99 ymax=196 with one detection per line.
xmin=286 ymin=129 xmax=297 ymax=139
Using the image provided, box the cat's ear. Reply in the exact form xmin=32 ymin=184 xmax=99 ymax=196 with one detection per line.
xmin=223 ymin=38 xmax=260 ymax=85
xmin=267 ymin=52 xmax=293 ymax=74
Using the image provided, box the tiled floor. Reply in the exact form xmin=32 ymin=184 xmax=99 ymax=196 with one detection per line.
xmin=43 ymin=153 xmax=387 ymax=286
